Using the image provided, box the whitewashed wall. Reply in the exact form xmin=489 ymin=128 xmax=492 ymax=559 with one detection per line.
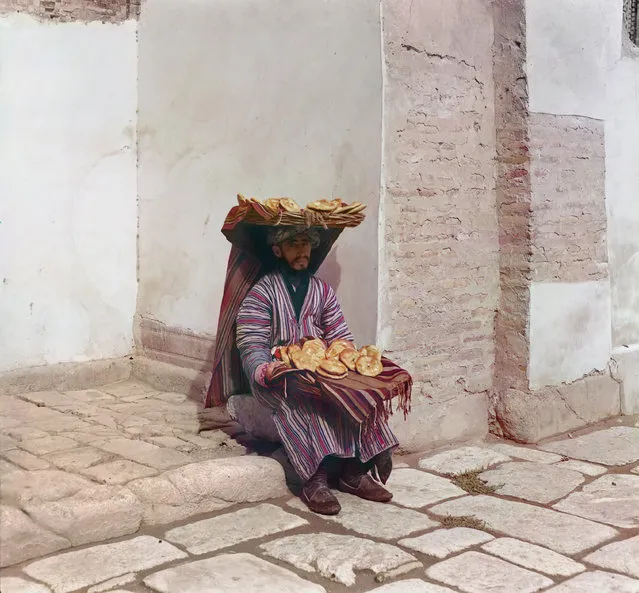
xmin=606 ymin=53 xmax=639 ymax=350
xmin=136 ymin=0 xmax=383 ymax=346
xmin=525 ymin=0 xmax=639 ymax=387
xmin=0 ymin=14 xmax=138 ymax=373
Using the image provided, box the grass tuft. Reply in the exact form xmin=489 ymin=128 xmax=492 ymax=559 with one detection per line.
xmin=439 ymin=514 xmax=487 ymax=530
xmin=450 ymin=469 xmax=499 ymax=495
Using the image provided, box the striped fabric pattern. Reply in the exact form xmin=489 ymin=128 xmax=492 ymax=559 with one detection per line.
xmin=273 ymin=397 xmax=399 ymax=482
xmin=204 ymin=246 xmax=260 ymax=408
xmin=236 ymin=270 xmax=399 ymax=481
xmin=236 ymin=270 xmax=355 ymax=410
xmin=204 ymin=205 xmax=342 ymax=408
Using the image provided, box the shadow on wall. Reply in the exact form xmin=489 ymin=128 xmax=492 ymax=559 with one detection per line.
xmin=318 ymin=247 xmax=342 ymax=291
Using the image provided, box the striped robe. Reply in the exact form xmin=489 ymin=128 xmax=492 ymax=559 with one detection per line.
xmin=236 ymin=270 xmax=398 ymax=482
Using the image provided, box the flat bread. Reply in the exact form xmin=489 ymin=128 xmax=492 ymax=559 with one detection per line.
xmin=290 ymin=350 xmax=318 ymax=372
xmin=280 ymin=346 xmax=291 ymax=367
xmin=317 ymin=359 xmax=348 ymax=380
xmin=326 ymin=340 xmax=353 ymax=359
xmin=359 ymin=345 xmax=382 ymax=362
xmin=356 ymin=355 xmax=383 ymax=378
xmin=288 ymin=344 xmax=302 ymax=356
xmin=302 ymin=339 xmax=326 ymax=359
xmin=307 ymin=199 xmax=339 ymax=213
xmin=264 ymin=198 xmax=283 ymax=213
xmin=318 ymin=358 xmax=347 ymax=375
xmin=317 ymin=367 xmax=347 ymax=380
xmin=339 ymin=348 xmax=359 ymax=371
xmin=280 ymin=198 xmax=301 ymax=212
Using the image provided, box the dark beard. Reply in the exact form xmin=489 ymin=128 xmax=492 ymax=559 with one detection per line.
xmin=278 ymin=261 xmax=311 ymax=320
xmin=278 ymin=260 xmax=310 ymax=284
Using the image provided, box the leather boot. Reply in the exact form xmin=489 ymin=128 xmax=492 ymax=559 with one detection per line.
xmin=339 ymin=458 xmax=393 ymax=503
xmin=301 ymin=464 xmax=341 ymax=515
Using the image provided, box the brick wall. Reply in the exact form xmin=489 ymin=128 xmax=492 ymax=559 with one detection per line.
xmin=381 ymin=0 xmax=499 ymax=404
xmin=529 ymin=114 xmax=608 ymax=283
xmin=0 ymin=0 xmax=139 ymax=21
xmin=492 ymin=0 xmax=532 ymax=397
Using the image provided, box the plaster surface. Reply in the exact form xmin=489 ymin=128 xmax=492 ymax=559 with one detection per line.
xmin=0 ymin=14 xmax=138 ymax=373
xmin=137 ymin=0 xmax=383 ymax=345
xmin=526 ymin=0 xmax=623 ymax=119
xmin=606 ymin=56 xmax=639 ymax=349
xmin=529 ymin=281 xmax=612 ymax=389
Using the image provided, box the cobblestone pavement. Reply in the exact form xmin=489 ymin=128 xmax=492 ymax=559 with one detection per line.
xmin=1 ymin=381 xmax=638 ymax=592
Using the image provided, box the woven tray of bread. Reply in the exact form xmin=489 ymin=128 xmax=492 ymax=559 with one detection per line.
xmin=272 ymin=338 xmax=383 ymax=380
xmin=226 ymin=194 xmax=366 ymax=230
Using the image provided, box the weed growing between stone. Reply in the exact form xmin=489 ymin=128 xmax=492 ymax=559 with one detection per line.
xmin=450 ymin=470 xmax=499 ymax=495
xmin=439 ymin=514 xmax=488 ymax=531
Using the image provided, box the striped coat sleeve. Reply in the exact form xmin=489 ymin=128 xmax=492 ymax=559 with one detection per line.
xmin=320 ymin=281 xmax=355 ymax=343
xmin=236 ymin=282 xmax=273 ymax=387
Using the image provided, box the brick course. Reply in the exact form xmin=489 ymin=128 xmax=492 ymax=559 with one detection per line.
xmin=0 ymin=0 xmax=139 ymax=21
xmin=381 ymin=0 xmax=499 ymax=402
xmin=529 ymin=113 xmax=608 ymax=283
xmin=492 ymin=0 xmax=531 ymax=397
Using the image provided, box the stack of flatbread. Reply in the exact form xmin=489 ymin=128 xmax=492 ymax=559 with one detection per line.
xmin=261 ymin=197 xmax=366 ymax=216
xmin=274 ymin=338 xmax=383 ymax=379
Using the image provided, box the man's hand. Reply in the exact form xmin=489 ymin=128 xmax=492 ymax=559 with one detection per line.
xmin=255 ymin=361 xmax=289 ymax=387
xmin=264 ymin=361 xmax=289 ymax=384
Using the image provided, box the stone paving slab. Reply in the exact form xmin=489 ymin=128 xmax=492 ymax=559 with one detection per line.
xmin=128 ymin=457 xmax=288 ymax=526
xmin=481 ymin=537 xmax=585 ymax=577
xmin=1 ymin=470 xmax=91 ymax=505
xmin=540 ymin=426 xmax=639 ymax=466
xmin=552 ymin=459 xmax=607 ymax=476
xmin=101 ymin=382 xmax=162 ymax=399
xmin=288 ymin=493 xmax=438 ymax=539
xmin=0 ymin=436 xmax=19 ymax=453
xmin=3 ymin=450 xmax=51 ymax=471
xmin=0 ymin=459 xmax=24 ymax=475
xmin=480 ymin=462 xmax=584 ymax=503
xmin=87 ymin=574 xmax=136 ymax=593
xmin=0 ymin=505 xmax=70 ymax=568
xmin=543 ymin=570 xmax=639 ymax=592
xmin=430 ymin=495 xmax=618 ymax=554
xmin=23 ymin=536 xmax=187 ymax=593
xmin=261 ymin=533 xmax=421 ymax=586
xmin=0 ymin=576 xmax=51 ymax=593
xmin=425 ymin=551 xmax=553 ymax=593
xmin=418 ymin=447 xmax=511 ymax=475
xmin=386 ymin=468 xmax=466 ymax=508
xmin=19 ymin=437 xmax=78 ymax=457
xmin=486 ymin=443 xmax=563 ymax=464
xmin=78 ymin=460 xmax=158 ymax=485
xmin=553 ymin=474 xmax=639 ymax=528
xmin=143 ymin=553 xmax=326 ymax=593
xmin=583 ymin=535 xmax=639 ymax=578
xmin=365 ymin=581 xmax=458 ymax=593
xmin=163 ymin=503 xmax=308 ymax=554
xmin=399 ymin=528 xmax=494 ymax=559
xmin=2 ymin=383 xmax=638 ymax=592
xmin=43 ymin=447 xmax=111 ymax=471
xmin=4 ymin=427 xmax=49 ymax=442
xmin=22 ymin=484 xmax=142 ymax=546
xmin=98 ymin=438 xmax=192 ymax=470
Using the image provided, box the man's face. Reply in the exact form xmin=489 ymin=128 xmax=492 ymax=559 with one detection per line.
xmin=273 ymin=235 xmax=312 ymax=271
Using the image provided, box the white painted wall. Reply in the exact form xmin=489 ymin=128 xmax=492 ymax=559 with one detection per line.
xmin=529 ymin=281 xmax=612 ymax=389
xmin=606 ymin=51 xmax=639 ymax=349
xmin=526 ymin=0 xmax=622 ymax=119
xmin=526 ymin=0 xmax=639 ymax=386
xmin=0 ymin=14 xmax=138 ymax=373
xmin=136 ymin=0 xmax=383 ymax=346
